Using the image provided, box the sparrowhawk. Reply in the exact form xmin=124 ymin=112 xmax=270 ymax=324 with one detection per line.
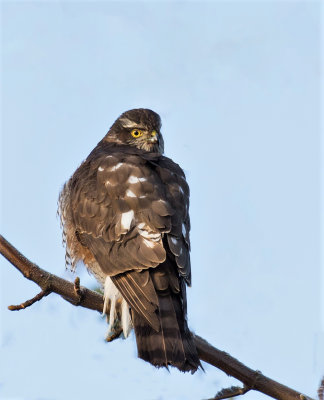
xmin=58 ymin=108 xmax=200 ymax=372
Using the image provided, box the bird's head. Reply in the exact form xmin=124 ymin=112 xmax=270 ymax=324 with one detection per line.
xmin=104 ymin=108 xmax=164 ymax=154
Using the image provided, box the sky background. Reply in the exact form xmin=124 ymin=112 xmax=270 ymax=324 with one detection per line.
xmin=0 ymin=1 xmax=323 ymax=400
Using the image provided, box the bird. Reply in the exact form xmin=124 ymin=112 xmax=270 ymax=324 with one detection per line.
xmin=58 ymin=108 xmax=200 ymax=372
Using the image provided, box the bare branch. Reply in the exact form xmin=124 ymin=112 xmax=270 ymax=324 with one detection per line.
xmin=208 ymin=385 xmax=250 ymax=400
xmin=8 ymin=289 xmax=50 ymax=311
xmin=208 ymin=370 xmax=261 ymax=400
xmin=0 ymin=234 xmax=315 ymax=400
xmin=0 ymin=235 xmax=103 ymax=312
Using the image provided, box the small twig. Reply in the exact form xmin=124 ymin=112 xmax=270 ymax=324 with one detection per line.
xmin=209 ymin=385 xmax=250 ymax=400
xmin=210 ymin=370 xmax=261 ymax=400
xmin=8 ymin=289 xmax=50 ymax=311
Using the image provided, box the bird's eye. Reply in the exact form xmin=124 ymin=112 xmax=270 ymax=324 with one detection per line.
xmin=131 ymin=129 xmax=143 ymax=138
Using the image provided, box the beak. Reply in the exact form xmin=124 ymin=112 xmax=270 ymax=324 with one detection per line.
xmin=149 ymin=130 xmax=158 ymax=143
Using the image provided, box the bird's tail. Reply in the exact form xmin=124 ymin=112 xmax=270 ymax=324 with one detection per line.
xmin=132 ymin=288 xmax=200 ymax=373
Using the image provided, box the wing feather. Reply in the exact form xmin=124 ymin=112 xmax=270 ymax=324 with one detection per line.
xmin=63 ymin=144 xmax=192 ymax=325
xmin=112 ymin=272 xmax=160 ymax=332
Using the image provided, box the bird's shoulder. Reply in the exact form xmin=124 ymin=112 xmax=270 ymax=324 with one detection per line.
xmin=69 ymin=142 xmax=188 ymax=191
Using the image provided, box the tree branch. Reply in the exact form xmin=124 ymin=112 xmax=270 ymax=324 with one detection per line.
xmin=0 ymin=234 xmax=315 ymax=400
xmin=209 ymin=384 xmax=252 ymax=400
xmin=8 ymin=289 xmax=50 ymax=310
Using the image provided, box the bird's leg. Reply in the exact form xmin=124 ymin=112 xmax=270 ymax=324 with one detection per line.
xmin=104 ymin=300 xmax=123 ymax=342
xmin=105 ymin=320 xmax=123 ymax=342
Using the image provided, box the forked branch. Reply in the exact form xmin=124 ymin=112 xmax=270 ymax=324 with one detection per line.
xmin=0 ymin=234 xmax=315 ymax=400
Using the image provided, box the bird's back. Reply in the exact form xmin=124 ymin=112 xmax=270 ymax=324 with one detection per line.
xmin=58 ymin=112 xmax=200 ymax=372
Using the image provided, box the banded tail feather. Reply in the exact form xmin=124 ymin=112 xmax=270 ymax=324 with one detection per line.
xmin=132 ymin=291 xmax=200 ymax=373
xmin=112 ymin=267 xmax=201 ymax=373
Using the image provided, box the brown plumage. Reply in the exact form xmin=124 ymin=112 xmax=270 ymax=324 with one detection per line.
xmin=58 ymin=108 xmax=200 ymax=372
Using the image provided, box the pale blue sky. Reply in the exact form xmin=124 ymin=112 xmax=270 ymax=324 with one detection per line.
xmin=1 ymin=1 xmax=322 ymax=400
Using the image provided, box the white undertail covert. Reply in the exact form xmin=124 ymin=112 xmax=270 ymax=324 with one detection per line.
xmin=103 ymin=276 xmax=132 ymax=338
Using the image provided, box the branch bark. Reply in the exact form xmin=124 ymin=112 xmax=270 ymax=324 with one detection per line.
xmin=0 ymin=234 xmax=315 ymax=400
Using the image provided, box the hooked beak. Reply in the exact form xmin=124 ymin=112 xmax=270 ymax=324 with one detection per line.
xmin=148 ymin=130 xmax=158 ymax=143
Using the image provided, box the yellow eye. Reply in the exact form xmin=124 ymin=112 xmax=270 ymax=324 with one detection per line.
xmin=151 ymin=130 xmax=157 ymax=137
xmin=131 ymin=129 xmax=143 ymax=138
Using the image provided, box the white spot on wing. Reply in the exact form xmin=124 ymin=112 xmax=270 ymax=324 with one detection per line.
xmin=126 ymin=189 xmax=136 ymax=198
xmin=128 ymin=175 xmax=138 ymax=184
xmin=143 ymin=238 xmax=155 ymax=248
xmin=105 ymin=180 xmax=118 ymax=187
xmin=182 ymin=223 xmax=187 ymax=237
xmin=108 ymin=162 xmax=124 ymax=172
xmin=128 ymin=176 xmax=147 ymax=184
xmin=138 ymin=223 xmax=161 ymax=241
xmin=121 ymin=210 xmax=134 ymax=230
xmin=170 ymin=236 xmax=178 ymax=245
xmin=98 ymin=166 xmax=104 ymax=172
xmin=140 ymin=231 xmax=160 ymax=240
